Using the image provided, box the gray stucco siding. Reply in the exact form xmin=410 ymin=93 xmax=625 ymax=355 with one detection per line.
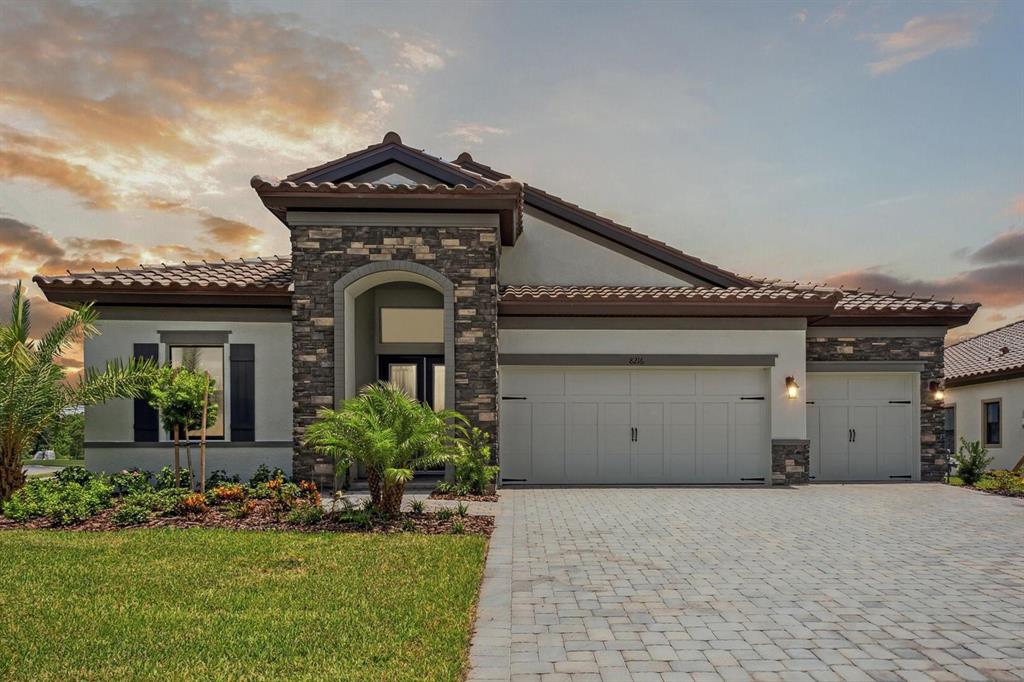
xmin=82 ymin=311 xmax=292 ymax=477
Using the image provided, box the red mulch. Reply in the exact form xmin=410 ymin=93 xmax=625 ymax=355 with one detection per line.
xmin=428 ymin=492 xmax=499 ymax=502
xmin=0 ymin=499 xmax=494 ymax=536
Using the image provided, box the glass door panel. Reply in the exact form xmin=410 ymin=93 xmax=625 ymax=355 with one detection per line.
xmin=387 ymin=363 xmax=419 ymax=399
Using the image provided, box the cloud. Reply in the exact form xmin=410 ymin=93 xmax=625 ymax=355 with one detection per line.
xmin=443 ymin=124 xmax=511 ymax=146
xmin=0 ymin=0 xmax=443 ymax=210
xmin=825 ymin=229 xmax=1024 ymax=310
xmin=398 ymin=41 xmax=447 ymax=71
xmin=793 ymin=9 xmax=808 ymax=25
xmin=198 ymin=214 xmax=263 ymax=247
xmin=1010 ymin=195 xmax=1024 ymax=216
xmin=860 ymin=12 xmax=990 ymax=74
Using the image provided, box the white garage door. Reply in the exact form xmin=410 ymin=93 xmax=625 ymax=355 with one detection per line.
xmin=807 ymin=373 xmax=916 ymax=481
xmin=499 ymin=367 xmax=770 ymax=485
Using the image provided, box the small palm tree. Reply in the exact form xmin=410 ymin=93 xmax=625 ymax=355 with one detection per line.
xmin=0 ymin=282 xmax=156 ymax=502
xmin=304 ymin=382 xmax=468 ymax=516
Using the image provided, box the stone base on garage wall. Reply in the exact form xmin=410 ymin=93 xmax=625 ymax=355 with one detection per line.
xmin=771 ymin=439 xmax=810 ymax=486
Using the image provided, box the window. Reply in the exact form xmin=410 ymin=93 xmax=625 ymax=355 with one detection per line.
xmin=982 ymin=400 xmax=1001 ymax=447
xmin=380 ymin=308 xmax=443 ymax=343
xmin=170 ymin=346 xmax=225 ymax=439
xmin=942 ymin=405 xmax=956 ymax=453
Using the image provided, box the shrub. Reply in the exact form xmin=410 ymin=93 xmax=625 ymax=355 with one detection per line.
xmin=450 ymin=521 xmax=465 ymax=534
xmin=123 ymin=488 xmax=188 ymax=516
xmin=433 ymin=481 xmax=456 ymax=495
xmin=46 ymin=478 xmax=115 ymax=526
xmin=976 ymin=470 xmax=1024 ymax=494
xmin=155 ymin=466 xmax=191 ymax=491
xmin=250 ymin=464 xmax=287 ymax=485
xmin=456 ymin=502 xmax=469 ymax=518
xmin=112 ymin=469 xmax=152 ymax=495
xmin=952 ymin=438 xmax=993 ymax=486
xmin=2 ymin=479 xmax=58 ymax=521
xmin=453 ymin=428 xmax=499 ymax=495
xmin=401 ymin=518 xmax=417 ymax=532
xmin=112 ymin=503 xmax=150 ymax=526
xmin=409 ymin=499 xmax=426 ymax=515
xmin=55 ymin=466 xmax=93 ymax=486
xmin=208 ymin=485 xmax=246 ymax=505
xmin=226 ymin=499 xmax=256 ymax=519
xmin=206 ymin=469 xmax=240 ymax=488
xmin=285 ymin=502 xmax=323 ymax=526
xmin=177 ymin=493 xmax=208 ymax=515
xmin=434 ymin=507 xmax=454 ymax=521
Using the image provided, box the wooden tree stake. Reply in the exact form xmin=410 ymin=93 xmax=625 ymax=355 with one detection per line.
xmin=199 ymin=371 xmax=210 ymax=493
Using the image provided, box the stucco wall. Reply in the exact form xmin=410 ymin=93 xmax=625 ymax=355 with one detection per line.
xmin=83 ymin=312 xmax=292 ymax=444
xmin=498 ymin=325 xmax=808 ymax=439
xmin=945 ymin=377 xmax=1024 ymax=470
xmin=499 ymin=208 xmax=695 ymax=287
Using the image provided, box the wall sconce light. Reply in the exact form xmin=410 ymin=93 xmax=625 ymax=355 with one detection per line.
xmin=929 ymin=381 xmax=944 ymax=401
xmin=785 ymin=376 xmax=799 ymax=400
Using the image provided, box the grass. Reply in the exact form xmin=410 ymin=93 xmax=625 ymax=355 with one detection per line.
xmin=0 ymin=529 xmax=487 ymax=681
xmin=21 ymin=458 xmax=85 ymax=469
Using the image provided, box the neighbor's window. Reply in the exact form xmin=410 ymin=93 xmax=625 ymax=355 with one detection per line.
xmin=942 ymin=405 xmax=956 ymax=453
xmin=380 ymin=308 xmax=443 ymax=343
xmin=982 ymin=400 xmax=1001 ymax=447
xmin=170 ymin=346 xmax=225 ymax=439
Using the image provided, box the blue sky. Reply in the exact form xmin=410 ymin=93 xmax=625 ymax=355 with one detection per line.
xmin=0 ymin=0 xmax=1020 ymax=351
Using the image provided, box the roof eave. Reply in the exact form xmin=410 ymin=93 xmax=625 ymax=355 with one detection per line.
xmin=946 ymin=366 xmax=1024 ymax=387
xmin=810 ymin=307 xmax=980 ymax=328
xmin=34 ymin=281 xmax=292 ymax=308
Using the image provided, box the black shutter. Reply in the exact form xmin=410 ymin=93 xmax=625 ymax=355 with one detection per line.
xmin=230 ymin=344 xmax=256 ymax=442
xmin=133 ymin=343 xmax=159 ymax=442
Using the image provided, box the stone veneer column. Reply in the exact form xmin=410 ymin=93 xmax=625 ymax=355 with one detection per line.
xmin=771 ymin=439 xmax=810 ymax=485
xmin=805 ymin=335 xmax=946 ymax=481
xmin=290 ymin=224 xmax=499 ymax=488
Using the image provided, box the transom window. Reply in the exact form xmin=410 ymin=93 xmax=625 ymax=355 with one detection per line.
xmin=170 ymin=346 xmax=225 ymax=439
xmin=982 ymin=399 xmax=1001 ymax=447
xmin=379 ymin=308 xmax=443 ymax=343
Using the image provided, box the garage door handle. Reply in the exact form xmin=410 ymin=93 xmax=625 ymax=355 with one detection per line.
xmin=848 ymin=429 xmax=853 ymax=443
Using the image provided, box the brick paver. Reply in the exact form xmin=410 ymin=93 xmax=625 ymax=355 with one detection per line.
xmin=468 ymin=485 xmax=1024 ymax=681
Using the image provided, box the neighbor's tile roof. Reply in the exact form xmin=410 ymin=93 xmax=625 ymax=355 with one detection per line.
xmin=33 ymin=257 xmax=292 ymax=292
xmin=945 ymin=320 xmax=1024 ymax=383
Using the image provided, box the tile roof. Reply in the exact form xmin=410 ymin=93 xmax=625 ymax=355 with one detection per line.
xmin=500 ymin=284 xmax=838 ymax=303
xmin=945 ymin=320 xmax=1024 ymax=384
xmin=250 ymin=177 xmax=522 ymax=196
xmin=751 ymin=278 xmax=980 ymax=318
xmin=33 ymin=257 xmax=292 ymax=292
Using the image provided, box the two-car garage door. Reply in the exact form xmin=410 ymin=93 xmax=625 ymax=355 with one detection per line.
xmin=499 ymin=367 xmax=770 ymax=485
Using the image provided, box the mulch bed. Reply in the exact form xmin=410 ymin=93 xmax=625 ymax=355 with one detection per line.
xmin=954 ymin=485 xmax=1024 ymax=499
xmin=0 ymin=499 xmax=494 ymax=536
xmin=428 ymin=492 xmax=499 ymax=502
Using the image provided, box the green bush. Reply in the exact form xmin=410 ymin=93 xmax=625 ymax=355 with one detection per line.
xmin=976 ymin=470 xmax=1024 ymax=494
xmin=3 ymin=477 xmax=114 ymax=525
xmin=55 ymin=466 xmax=93 ymax=486
xmin=434 ymin=507 xmax=454 ymax=521
xmin=205 ymin=469 xmax=240 ymax=488
xmin=249 ymin=464 xmax=287 ymax=485
xmin=112 ymin=503 xmax=150 ymax=526
xmin=111 ymin=469 xmax=153 ymax=495
xmin=122 ymin=488 xmax=188 ymax=516
xmin=285 ymin=502 xmax=324 ymax=526
xmin=155 ymin=466 xmax=191 ymax=491
xmin=952 ymin=438 xmax=993 ymax=486
xmin=453 ymin=428 xmax=499 ymax=495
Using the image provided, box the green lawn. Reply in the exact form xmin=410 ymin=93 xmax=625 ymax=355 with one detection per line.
xmin=21 ymin=458 xmax=85 ymax=469
xmin=0 ymin=529 xmax=487 ymax=681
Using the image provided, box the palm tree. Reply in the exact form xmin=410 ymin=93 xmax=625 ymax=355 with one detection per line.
xmin=0 ymin=282 xmax=156 ymax=502
xmin=304 ymin=382 xmax=467 ymax=516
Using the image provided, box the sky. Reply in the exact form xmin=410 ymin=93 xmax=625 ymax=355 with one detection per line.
xmin=0 ymin=0 xmax=1021 ymax=370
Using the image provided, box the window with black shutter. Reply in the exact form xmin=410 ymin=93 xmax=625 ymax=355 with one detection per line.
xmin=230 ymin=344 xmax=255 ymax=442
xmin=133 ymin=343 xmax=160 ymax=442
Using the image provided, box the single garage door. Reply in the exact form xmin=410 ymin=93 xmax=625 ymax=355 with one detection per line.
xmin=499 ymin=367 xmax=770 ymax=485
xmin=807 ymin=373 xmax=916 ymax=481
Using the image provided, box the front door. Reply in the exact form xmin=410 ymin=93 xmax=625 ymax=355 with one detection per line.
xmin=378 ymin=355 xmax=445 ymax=410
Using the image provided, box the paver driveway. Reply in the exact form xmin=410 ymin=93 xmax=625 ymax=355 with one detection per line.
xmin=468 ymin=485 xmax=1024 ymax=682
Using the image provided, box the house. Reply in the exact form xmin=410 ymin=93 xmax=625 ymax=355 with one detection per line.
xmin=943 ymin=321 xmax=1024 ymax=471
xmin=34 ymin=132 xmax=980 ymax=487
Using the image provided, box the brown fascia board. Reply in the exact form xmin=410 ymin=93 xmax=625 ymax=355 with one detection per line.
xmin=945 ymin=366 xmax=1024 ymax=388
xmin=810 ymin=307 xmax=980 ymax=328
xmin=499 ymin=299 xmax=840 ymax=318
xmin=35 ymin=283 xmax=291 ymax=308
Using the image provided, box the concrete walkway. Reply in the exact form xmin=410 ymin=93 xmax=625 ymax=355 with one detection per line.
xmin=468 ymin=485 xmax=1024 ymax=681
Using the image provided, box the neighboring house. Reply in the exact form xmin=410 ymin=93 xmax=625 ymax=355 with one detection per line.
xmin=34 ymin=132 xmax=979 ymax=486
xmin=944 ymin=321 xmax=1024 ymax=471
